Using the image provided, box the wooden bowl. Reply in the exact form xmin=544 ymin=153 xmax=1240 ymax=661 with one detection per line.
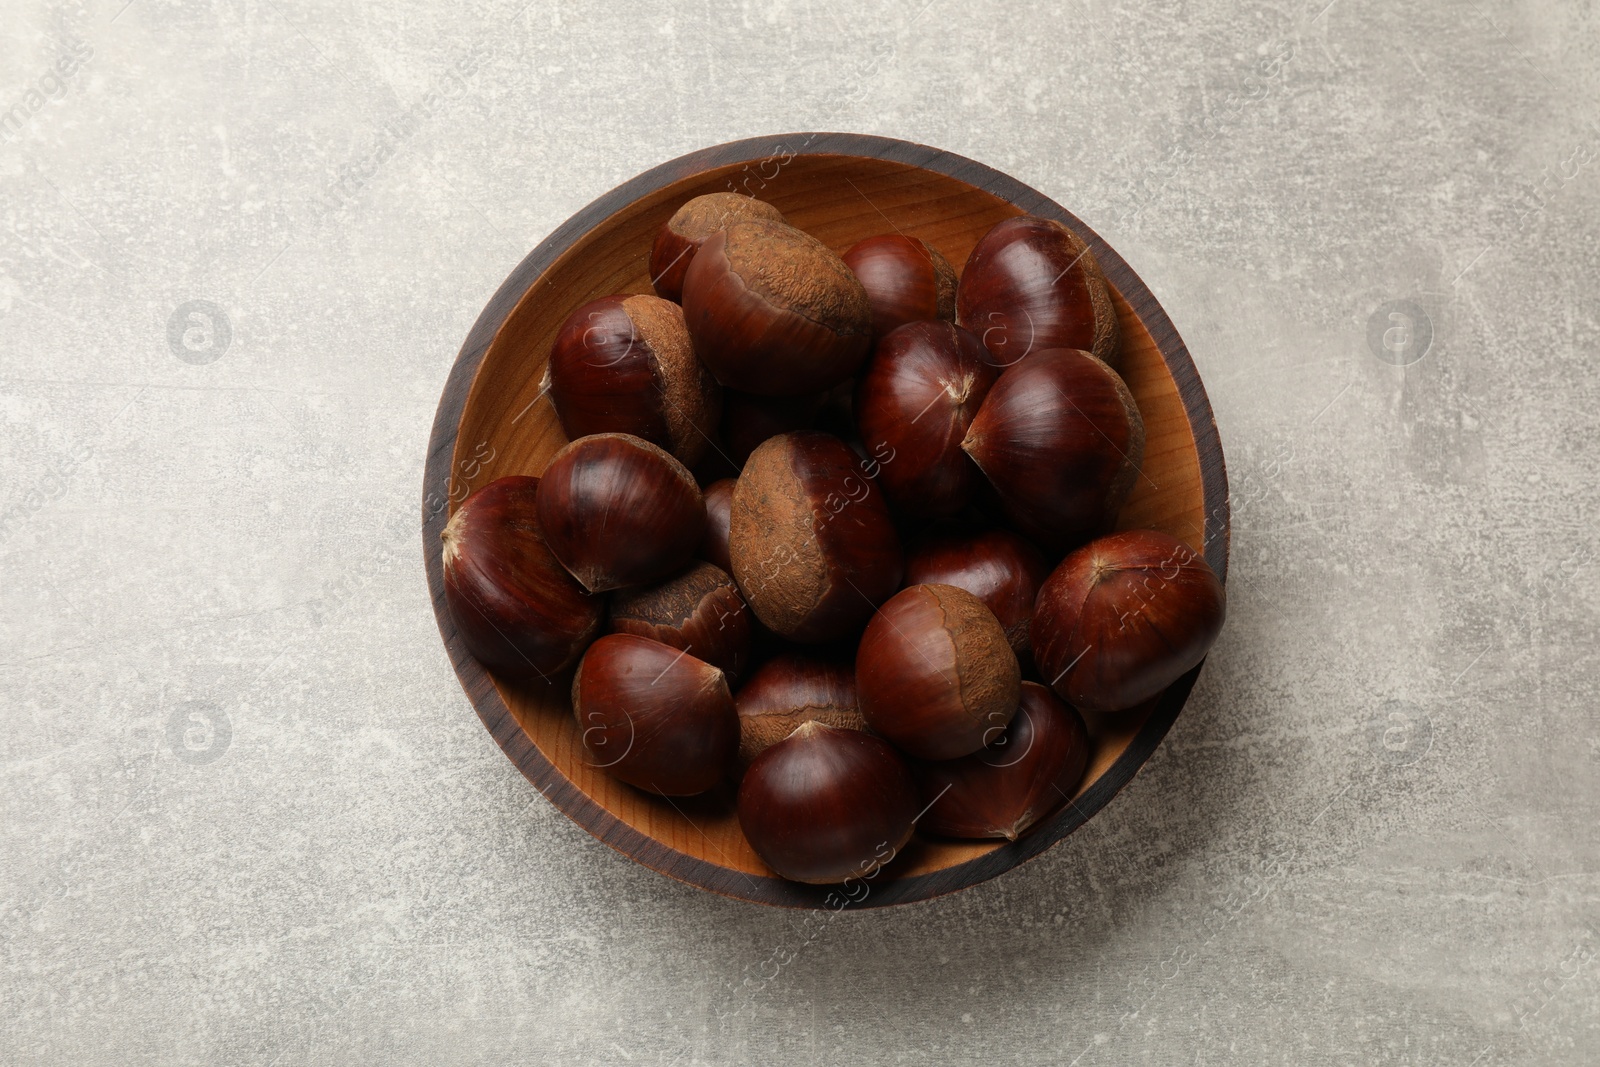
xmin=423 ymin=133 xmax=1229 ymax=908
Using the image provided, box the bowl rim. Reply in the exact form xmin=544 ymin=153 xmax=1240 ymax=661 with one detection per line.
xmin=422 ymin=132 xmax=1230 ymax=909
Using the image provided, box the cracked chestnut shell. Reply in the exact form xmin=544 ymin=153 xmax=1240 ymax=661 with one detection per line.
xmin=855 ymin=321 xmax=998 ymax=518
xmin=842 ymin=234 xmax=957 ymax=338
xmin=734 ymin=651 xmax=863 ymax=767
xmin=542 ymin=294 xmax=720 ymax=466
xmin=961 ymin=348 xmax=1144 ymax=551
xmin=857 ymin=583 xmax=1021 ymax=760
xmin=681 ymin=219 xmax=872 ymax=396
xmin=650 ymin=193 xmax=786 ymax=303
xmin=914 ymin=682 xmax=1090 ymax=841
xmin=536 ymin=432 xmax=705 ymax=593
xmin=904 ymin=526 xmax=1050 ymax=655
xmin=571 ymin=634 xmax=737 ymax=796
xmin=956 ymin=214 xmax=1120 ymax=369
xmin=737 ymin=721 xmax=918 ymax=885
xmin=728 ymin=431 xmax=902 ymax=643
xmin=608 ymin=561 xmax=751 ymax=680
xmin=440 ymin=475 xmax=603 ymax=680
xmin=1032 ymin=529 xmax=1225 ymax=713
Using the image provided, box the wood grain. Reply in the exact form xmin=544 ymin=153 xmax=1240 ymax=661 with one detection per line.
xmin=422 ymin=133 xmax=1230 ymax=908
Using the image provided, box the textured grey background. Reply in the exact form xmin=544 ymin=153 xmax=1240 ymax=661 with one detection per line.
xmin=2 ymin=0 xmax=1597 ymax=1063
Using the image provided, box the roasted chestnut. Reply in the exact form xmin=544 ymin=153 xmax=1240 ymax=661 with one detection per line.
xmin=698 ymin=477 xmax=735 ymax=574
xmin=681 ymin=219 xmax=872 ymax=396
xmin=855 ymin=321 xmax=997 ymax=518
xmin=728 ymin=431 xmax=903 ymax=642
xmin=842 ymin=234 xmax=957 ymax=337
xmin=734 ymin=651 xmax=863 ymax=766
xmin=571 ymin=634 xmax=738 ymax=795
xmin=737 ymin=721 xmax=918 ymax=884
xmin=961 ymin=348 xmax=1144 ymax=550
xmin=543 ymin=294 xmax=720 ymax=465
xmin=857 ymin=583 xmax=1021 ymax=760
xmin=649 ymin=192 xmax=786 ymax=303
xmin=1032 ymin=529 xmax=1225 ymax=713
xmin=914 ymin=682 xmax=1090 ymax=840
xmin=608 ymin=561 xmax=751 ymax=680
xmin=536 ymin=432 xmax=705 ymax=593
xmin=904 ymin=526 xmax=1050 ymax=654
xmin=956 ymin=214 xmax=1120 ymax=369
xmin=440 ymin=476 xmax=604 ymax=679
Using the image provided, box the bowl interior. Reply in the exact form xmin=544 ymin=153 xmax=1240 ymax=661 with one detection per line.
xmin=439 ymin=149 xmax=1212 ymax=899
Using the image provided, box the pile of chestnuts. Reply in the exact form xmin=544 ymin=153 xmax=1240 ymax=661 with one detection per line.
xmin=442 ymin=193 xmax=1226 ymax=886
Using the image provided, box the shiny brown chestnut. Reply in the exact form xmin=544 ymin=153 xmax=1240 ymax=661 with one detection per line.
xmin=608 ymin=561 xmax=751 ymax=680
xmin=1032 ymin=529 xmax=1225 ymax=713
xmin=855 ymin=321 xmax=998 ymax=518
xmin=571 ymin=634 xmax=738 ymax=795
xmin=536 ymin=432 xmax=705 ymax=593
xmin=729 ymin=431 xmax=903 ymax=643
xmin=737 ymin=721 xmax=918 ymax=884
xmin=720 ymin=389 xmax=825 ymax=466
xmin=857 ymin=583 xmax=1021 ymax=760
xmin=734 ymin=651 xmax=863 ymax=767
xmin=649 ymin=193 xmax=786 ymax=303
xmin=681 ymin=219 xmax=872 ymax=396
xmin=961 ymin=348 xmax=1145 ymax=550
xmin=697 ymin=478 xmax=735 ymax=574
xmin=542 ymin=294 xmax=720 ymax=467
xmin=956 ymin=214 xmax=1121 ymax=369
xmin=904 ymin=526 xmax=1050 ymax=654
xmin=842 ymin=234 xmax=958 ymax=338
xmin=913 ymin=682 xmax=1090 ymax=840
xmin=440 ymin=476 xmax=603 ymax=680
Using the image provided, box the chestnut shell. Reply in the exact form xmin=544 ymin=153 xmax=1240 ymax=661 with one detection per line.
xmin=955 ymin=214 xmax=1120 ymax=369
xmin=543 ymin=294 xmax=720 ymax=466
xmin=681 ymin=219 xmax=872 ymax=396
xmin=608 ymin=561 xmax=751 ymax=680
xmin=842 ymin=234 xmax=958 ymax=338
xmin=855 ymin=321 xmax=998 ymax=518
xmin=697 ymin=478 xmax=736 ymax=574
xmin=650 ymin=193 xmax=786 ymax=303
xmin=914 ymin=682 xmax=1090 ymax=841
xmin=856 ymin=583 xmax=1022 ymax=760
xmin=961 ymin=348 xmax=1144 ymax=551
xmin=734 ymin=651 xmax=863 ymax=767
xmin=571 ymin=634 xmax=738 ymax=796
xmin=440 ymin=476 xmax=604 ymax=680
xmin=904 ymin=526 xmax=1050 ymax=654
xmin=536 ymin=432 xmax=706 ymax=593
xmin=728 ymin=431 xmax=903 ymax=643
xmin=737 ymin=721 xmax=918 ymax=885
xmin=1031 ymin=529 xmax=1226 ymax=713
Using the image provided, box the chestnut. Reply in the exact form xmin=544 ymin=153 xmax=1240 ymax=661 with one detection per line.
xmin=649 ymin=193 xmax=786 ymax=303
xmin=842 ymin=234 xmax=957 ymax=338
xmin=536 ymin=432 xmax=705 ymax=593
xmin=737 ymin=721 xmax=918 ymax=884
xmin=1032 ymin=529 xmax=1225 ymax=713
xmin=961 ymin=348 xmax=1145 ymax=550
xmin=608 ymin=561 xmax=751 ymax=680
xmin=720 ymin=389 xmax=825 ymax=466
xmin=571 ymin=634 xmax=738 ymax=795
xmin=728 ymin=431 xmax=903 ymax=643
xmin=914 ymin=682 xmax=1090 ymax=840
xmin=681 ymin=219 xmax=872 ymax=396
xmin=857 ymin=583 xmax=1021 ymax=760
xmin=855 ymin=321 xmax=998 ymax=518
xmin=904 ymin=526 xmax=1050 ymax=654
xmin=956 ymin=214 xmax=1121 ymax=369
xmin=734 ymin=651 xmax=863 ymax=767
xmin=698 ymin=477 xmax=735 ymax=574
xmin=440 ymin=476 xmax=604 ymax=679
xmin=543 ymin=294 xmax=720 ymax=466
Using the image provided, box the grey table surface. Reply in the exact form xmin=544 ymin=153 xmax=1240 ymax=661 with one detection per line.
xmin=3 ymin=0 xmax=1598 ymax=1063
